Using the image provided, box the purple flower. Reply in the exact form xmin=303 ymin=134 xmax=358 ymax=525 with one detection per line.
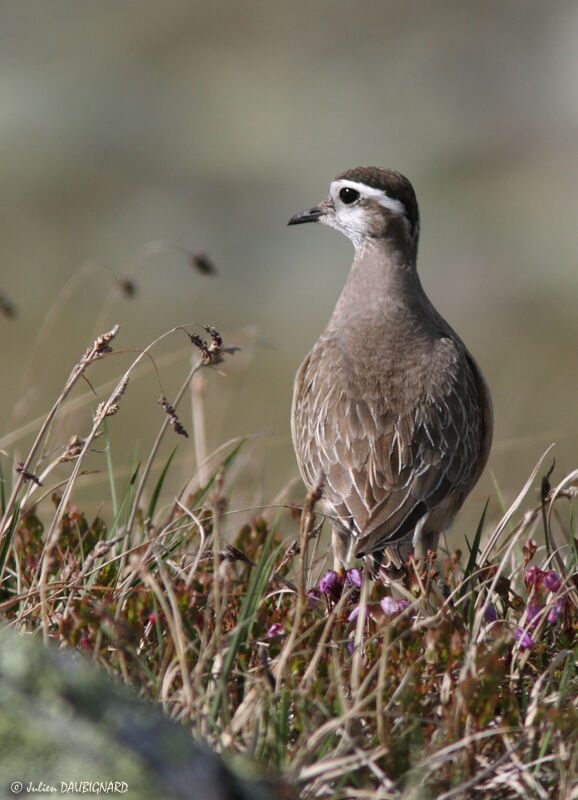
xmin=542 ymin=570 xmax=562 ymax=592
xmin=347 ymin=605 xmax=370 ymax=622
xmin=306 ymin=588 xmax=322 ymax=606
xmin=266 ymin=623 xmax=284 ymax=638
xmin=525 ymin=565 xmax=542 ymax=587
xmin=547 ymin=597 xmax=564 ymax=624
xmin=483 ymin=603 xmax=498 ymax=622
xmin=515 ymin=627 xmax=534 ymax=649
xmin=380 ymin=597 xmax=397 ymax=615
xmin=319 ymin=570 xmax=342 ymax=595
xmin=346 ymin=568 xmax=362 ymax=588
xmin=526 ymin=600 xmax=542 ymax=627
xmin=380 ymin=597 xmax=410 ymax=616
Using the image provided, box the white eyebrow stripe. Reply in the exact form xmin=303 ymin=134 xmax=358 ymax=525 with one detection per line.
xmin=330 ymin=179 xmax=407 ymax=217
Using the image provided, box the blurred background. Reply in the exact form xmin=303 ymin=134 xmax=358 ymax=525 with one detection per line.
xmin=1 ymin=1 xmax=576 ymax=540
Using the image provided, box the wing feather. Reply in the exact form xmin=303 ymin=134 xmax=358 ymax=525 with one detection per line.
xmin=291 ymin=330 xmax=491 ymax=560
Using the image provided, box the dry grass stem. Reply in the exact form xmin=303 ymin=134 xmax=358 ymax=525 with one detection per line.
xmin=0 ymin=321 xmax=575 ymax=799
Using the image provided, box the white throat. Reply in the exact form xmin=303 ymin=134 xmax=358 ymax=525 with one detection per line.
xmin=324 ymin=179 xmax=410 ymax=248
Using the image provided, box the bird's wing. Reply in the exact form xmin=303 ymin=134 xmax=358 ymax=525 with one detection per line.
xmin=354 ymin=349 xmax=488 ymax=556
xmin=292 ymin=339 xmax=489 ymax=558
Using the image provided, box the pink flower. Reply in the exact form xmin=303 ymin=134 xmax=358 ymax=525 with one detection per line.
xmin=347 ymin=605 xmax=370 ymax=622
xmin=526 ymin=600 xmax=542 ymax=627
xmin=524 ymin=566 xmax=562 ymax=592
xmin=306 ymin=588 xmax=322 ymax=605
xmin=525 ymin=565 xmax=542 ymax=587
xmin=266 ymin=623 xmax=284 ymax=638
xmin=346 ymin=568 xmax=362 ymax=588
xmin=380 ymin=597 xmax=409 ymax=615
xmin=542 ymin=570 xmax=562 ymax=592
xmin=547 ymin=598 xmax=564 ymax=624
xmin=515 ymin=627 xmax=533 ymax=649
xmin=319 ymin=570 xmax=342 ymax=595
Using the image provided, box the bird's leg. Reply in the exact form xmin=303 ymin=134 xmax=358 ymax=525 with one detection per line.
xmin=331 ymin=525 xmax=356 ymax=573
xmin=412 ymin=520 xmax=440 ymax=560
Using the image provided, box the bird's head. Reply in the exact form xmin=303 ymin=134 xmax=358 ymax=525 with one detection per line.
xmin=288 ymin=166 xmax=420 ymax=257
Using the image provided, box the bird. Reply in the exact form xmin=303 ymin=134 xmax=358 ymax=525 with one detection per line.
xmin=288 ymin=167 xmax=493 ymax=572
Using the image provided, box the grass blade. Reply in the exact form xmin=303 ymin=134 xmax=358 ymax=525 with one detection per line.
xmin=146 ymin=447 xmax=177 ymax=520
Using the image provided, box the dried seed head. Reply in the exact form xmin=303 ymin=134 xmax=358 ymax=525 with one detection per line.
xmin=94 ymin=401 xmax=120 ymax=421
xmin=203 ymin=325 xmax=223 ymax=348
xmin=82 ymin=324 xmax=120 ymax=364
xmin=116 ymin=277 xmax=138 ymax=298
xmin=110 ymin=375 xmax=129 ymax=405
xmin=191 ymin=325 xmax=226 ymax=365
xmin=191 ymin=250 xmax=217 ymax=275
xmin=188 ymin=332 xmax=211 ymax=361
xmin=92 ymin=376 xmax=128 ymax=423
xmin=222 ymin=544 xmax=253 ymax=565
xmin=180 ymin=325 xmax=238 ymax=366
xmin=61 ymin=434 xmax=86 ymax=461
xmin=16 ymin=463 xmax=42 ymax=486
xmin=0 ymin=293 xmax=17 ymax=318
xmin=158 ymin=395 xmax=189 ymax=437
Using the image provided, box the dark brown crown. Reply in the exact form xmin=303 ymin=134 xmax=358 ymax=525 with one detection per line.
xmin=335 ymin=166 xmax=419 ymax=236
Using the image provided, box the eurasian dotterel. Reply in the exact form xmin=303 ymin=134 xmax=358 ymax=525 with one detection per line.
xmin=289 ymin=167 xmax=493 ymax=571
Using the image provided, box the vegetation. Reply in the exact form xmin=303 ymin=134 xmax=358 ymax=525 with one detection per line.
xmin=0 ymin=318 xmax=576 ymax=800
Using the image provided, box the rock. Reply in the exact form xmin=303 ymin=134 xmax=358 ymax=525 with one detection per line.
xmin=0 ymin=628 xmax=287 ymax=800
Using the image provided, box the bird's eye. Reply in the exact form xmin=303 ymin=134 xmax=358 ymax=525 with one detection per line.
xmin=339 ymin=187 xmax=360 ymax=205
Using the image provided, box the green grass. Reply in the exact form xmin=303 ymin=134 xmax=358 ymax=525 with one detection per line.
xmin=0 ymin=324 xmax=576 ymax=799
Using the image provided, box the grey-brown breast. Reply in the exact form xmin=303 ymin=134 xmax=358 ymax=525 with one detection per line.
xmin=291 ymin=320 xmax=491 ymax=559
